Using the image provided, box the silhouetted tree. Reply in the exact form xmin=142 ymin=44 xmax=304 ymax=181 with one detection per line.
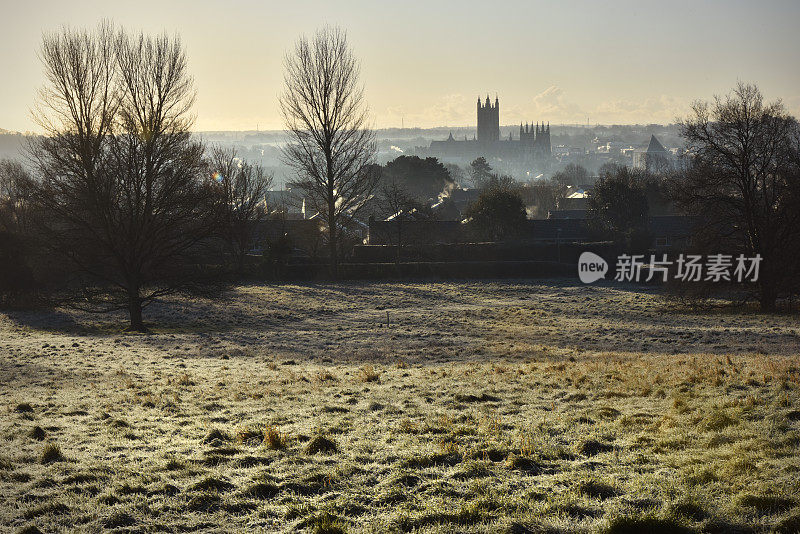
xmin=0 ymin=159 xmax=34 ymax=235
xmin=674 ymin=82 xmax=800 ymax=311
xmin=209 ymin=147 xmax=273 ymax=274
xmin=382 ymin=155 xmax=452 ymax=200
xmin=443 ymin=163 xmax=465 ymax=187
xmin=29 ymin=23 xmax=222 ymax=331
xmin=379 ymin=180 xmax=418 ymax=264
xmin=482 ymin=173 xmax=517 ymax=191
xmin=468 ymin=157 xmax=493 ymax=188
xmin=587 ymin=166 xmax=650 ymax=251
xmin=552 ymin=163 xmax=588 ymax=187
xmin=465 ymin=183 xmax=527 ymax=242
xmin=280 ymin=26 xmax=378 ymax=278
xmin=0 ymin=160 xmax=37 ymax=303
xmin=524 ymin=178 xmax=567 ymax=219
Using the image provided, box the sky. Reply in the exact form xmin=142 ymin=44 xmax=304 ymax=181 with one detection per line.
xmin=1 ymin=0 xmax=799 ymax=132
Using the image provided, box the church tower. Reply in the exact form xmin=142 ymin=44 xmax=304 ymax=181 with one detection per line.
xmin=477 ymin=95 xmax=500 ymax=144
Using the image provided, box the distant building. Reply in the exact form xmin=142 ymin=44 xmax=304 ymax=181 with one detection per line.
xmin=423 ymin=95 xmax=551 ymax=163
xmin=633 ymin=135 xmax=674 ymax=172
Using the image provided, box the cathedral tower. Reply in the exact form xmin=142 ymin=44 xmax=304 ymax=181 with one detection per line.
xmin=477 ymin=95 xmax=500 ymax=144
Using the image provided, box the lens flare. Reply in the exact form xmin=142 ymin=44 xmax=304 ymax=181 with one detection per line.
xmin=212 ymin=171 xmax=223 ymax=183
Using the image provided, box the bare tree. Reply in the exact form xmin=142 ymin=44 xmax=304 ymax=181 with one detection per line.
xmin=552 ymin=163 xmax=588 ymax=187
xmin=674 ymin=82 xmax=800 ymax=311
xmin=209 ymin=147 xmax=273 ymax=274
xmin=29 ymin=23 xmax=222 ymax=331
xmin=280 ymin=26 xmax=378 ymax=277
xmin=379 ymin=179 xmax=418 ymax=265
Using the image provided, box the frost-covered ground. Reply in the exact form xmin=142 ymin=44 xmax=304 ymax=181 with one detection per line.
xmin=1 ymin=280 xmax=799 ymax=533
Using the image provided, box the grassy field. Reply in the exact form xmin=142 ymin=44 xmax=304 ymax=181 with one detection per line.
xmin=1 ymin=280 xmax=799 ymax=533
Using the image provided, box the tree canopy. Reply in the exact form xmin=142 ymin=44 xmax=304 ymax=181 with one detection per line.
xmin=382 ymin=155 xmax=453 ymax=200
xmin=673 ymin=82 xmax=800 ymax=310
xmin=465 ymin=182 xmax=527 ymax=242
xmin=587 ymin=166 xmax=650 ymax=251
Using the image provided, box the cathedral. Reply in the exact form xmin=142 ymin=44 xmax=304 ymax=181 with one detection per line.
xmin=425 ymin=95 xmax=551 ymax=162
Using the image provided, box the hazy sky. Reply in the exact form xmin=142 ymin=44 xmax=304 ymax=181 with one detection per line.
xmin=2 ymin=0 xmax=799 ymax=132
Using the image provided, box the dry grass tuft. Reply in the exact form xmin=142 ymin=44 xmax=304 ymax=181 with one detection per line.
xmin=602 ymin=514 xmax=693 ymax=534
xmin=242 ymin=481 xmax=280 ymax=499
xmin=578 ymin=439 xmax=614 ymax=457
xmin=305 ymin=435 xmax=338 ymax=454
xmin=702 ymin=406 xmax=739 ymax=431
xmin=303 ymin=511 xmax=348 ymax=534
xmin=236 ymin=425 xmax=264 ymax=444
xmin=189 ymin=475 xmax=235 ymax=493
xmin=14 ymin=403 xmax=34 ymax=413
xmin=579 ymin=480 xmax=617 ymax=500
xmin=358 ymin=364 xmax=380 ymax=383
xmin=103 ymin=511 xmax=136 ymax=528
xmin=263 ymin=425 xmax=288 ymax=450
xmin=39 ymin=443 xmax=63 ymax=464
xmin=736 ymin=494 xmax=795 ymax=514
xmin=203 ymin=428 xmax=230 ymax=444
xmin=28 ymin=426 xmax=46 ymax=441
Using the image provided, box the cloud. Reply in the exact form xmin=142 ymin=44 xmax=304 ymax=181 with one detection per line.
xmin=529 ymin=86 xmax=586 ymax=122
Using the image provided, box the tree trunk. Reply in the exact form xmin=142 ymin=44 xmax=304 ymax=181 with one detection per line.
xmin=127 ymin=287 xmax=146 ymax=332
xmin=328 ymin=214 xmax=338 ymax=280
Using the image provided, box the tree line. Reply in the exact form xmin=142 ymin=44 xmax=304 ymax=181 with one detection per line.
xmin=1 ymin=22 xmax=798 ymax=329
